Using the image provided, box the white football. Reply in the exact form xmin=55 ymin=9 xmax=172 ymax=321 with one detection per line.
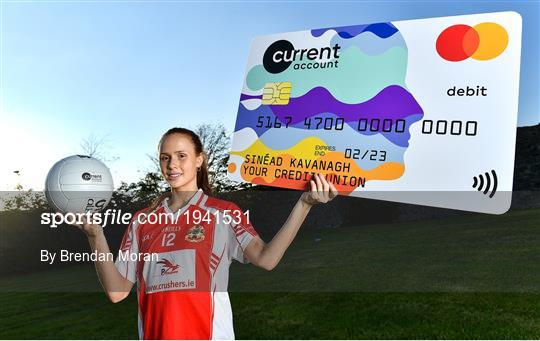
xmin=44 ymin=155 xmax=114 ymax=213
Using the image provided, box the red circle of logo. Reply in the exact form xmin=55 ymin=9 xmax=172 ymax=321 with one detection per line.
xmin=436 ymin=24 xmax=480 ymax=62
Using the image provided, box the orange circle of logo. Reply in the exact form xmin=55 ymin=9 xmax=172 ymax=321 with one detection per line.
xmin=436 ymin=22 xmax=508 ymax=62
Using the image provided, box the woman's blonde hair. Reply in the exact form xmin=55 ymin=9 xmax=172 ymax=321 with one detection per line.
xmin=147 ymin=127 xmax=213 ymax=212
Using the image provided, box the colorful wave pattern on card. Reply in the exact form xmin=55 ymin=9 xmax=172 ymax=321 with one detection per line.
xmin=231 ymin=23 xmax=423 ymax=194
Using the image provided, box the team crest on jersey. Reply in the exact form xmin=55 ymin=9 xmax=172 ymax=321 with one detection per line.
xmin=185 ymin=225 xmax=205 ymax=243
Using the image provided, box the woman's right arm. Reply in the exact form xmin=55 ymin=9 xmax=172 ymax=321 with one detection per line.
xmin=76 ymin=218 xmax=134 ymax=303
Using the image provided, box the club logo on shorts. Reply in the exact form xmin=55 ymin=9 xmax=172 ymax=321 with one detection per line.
xmin=185 ymin=225 xmax=205 ymax=243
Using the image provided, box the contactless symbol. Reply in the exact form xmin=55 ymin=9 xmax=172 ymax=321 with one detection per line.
xmin=436 ymin=22 xmax=508 ymax=62
xmin=472 ymin=170 xmax=498 ymax=198
xmin=262 ymin=82 xmax=292 ymax=105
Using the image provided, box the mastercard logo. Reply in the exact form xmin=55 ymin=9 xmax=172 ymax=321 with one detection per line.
xmin=436 ymin=22 xmax=508 ymax=62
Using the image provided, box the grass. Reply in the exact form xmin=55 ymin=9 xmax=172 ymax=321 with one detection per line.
xmin=1 ymin=208 xmax=540 ymax=339
xmin=1 ymin=292 xmax=539 ymax=339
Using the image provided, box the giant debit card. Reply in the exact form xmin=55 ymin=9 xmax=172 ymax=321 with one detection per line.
xmin=228 ymin=12 xmax=522 ymax=214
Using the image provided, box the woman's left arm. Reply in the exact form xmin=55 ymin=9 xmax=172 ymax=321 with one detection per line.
xmin=244 ymin=173 xmax=338 ymax=271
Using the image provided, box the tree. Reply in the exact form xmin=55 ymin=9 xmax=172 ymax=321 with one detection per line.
xmin=2 ymin=189 xmax=49 ymax=211
xmin=1 ymin=171 xmax=49 ymax=211
xmin=111 ymin=172 xmax=167 ymax=211
xmin=196 ymin=123 xmax=255 ymax=192
xmin=80 ymin=133 xmax=119 ymax=163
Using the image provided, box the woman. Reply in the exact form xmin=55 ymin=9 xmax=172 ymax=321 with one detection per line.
xmin=74 ymin=127 xmax=338 ymax=340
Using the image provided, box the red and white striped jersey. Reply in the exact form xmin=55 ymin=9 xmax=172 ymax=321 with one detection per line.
xmin=115 ymin=188 xmax=258 ymax=340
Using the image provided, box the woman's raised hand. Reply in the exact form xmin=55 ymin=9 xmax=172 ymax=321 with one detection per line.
xmin=66 ymin=212 xmax=103 ymax=238
xmin=300 ymin=173 xmax=338 ymax=206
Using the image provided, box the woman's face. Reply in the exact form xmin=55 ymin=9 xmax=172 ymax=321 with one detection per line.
xmin=159 ymin=133 xmax=203 ymax=190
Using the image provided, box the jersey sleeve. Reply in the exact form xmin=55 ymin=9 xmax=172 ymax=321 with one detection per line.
xmin=227 ymin=203 xmax=259 ymax=264
xmin=114 ymin=215 xmax=140 ymax=284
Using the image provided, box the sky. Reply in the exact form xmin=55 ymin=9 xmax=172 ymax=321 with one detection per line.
xmin=1 ymin=0 xmax=538 ymax=191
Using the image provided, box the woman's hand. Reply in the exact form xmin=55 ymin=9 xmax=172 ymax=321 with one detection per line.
xmin=300 ymin=173 xmax=338 ymax=206
xmin=67 ymin=213 xmax=103 ymax=238
xmin=245 ymin=173 xmax=339 ymax=270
